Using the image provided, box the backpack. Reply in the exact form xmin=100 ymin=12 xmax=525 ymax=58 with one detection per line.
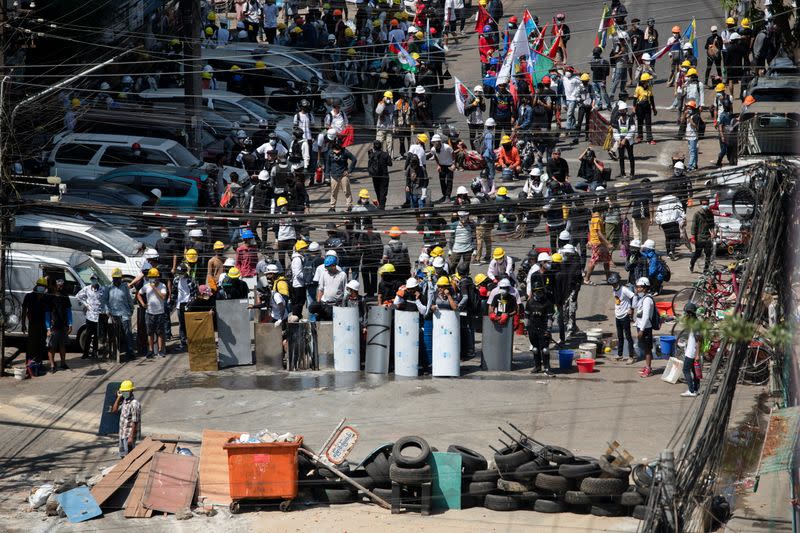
xmin=367 ymin=149 xmax=383 ymax=176
xmin=289 ymin=140 xmax=303 ymax=164
xmin=386 ymin=241 xmax=410 ymax=272
xmin=646 ymin=296 xmax=662 ymax=330
xmin=691 ymin=110 xmax=706 ymax=139
xmin=460 ymin=278 xmax=481 ymax=315
xmin=656 ymin=257 xmax=672 ymax=282
xmin=301 ymin=254 xmax=315 ymax=285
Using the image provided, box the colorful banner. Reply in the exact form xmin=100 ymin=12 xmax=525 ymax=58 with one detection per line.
xmin=497 ymin=25 xmax=531 ymax=86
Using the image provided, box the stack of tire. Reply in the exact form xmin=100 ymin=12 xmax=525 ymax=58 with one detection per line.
xmin=300 ymin=452 xmax=381 ymax=505
xmin=388 ymin=436 xmax=433 ymax=489
xmin=445 ymin=445 xmax=490 ymax=508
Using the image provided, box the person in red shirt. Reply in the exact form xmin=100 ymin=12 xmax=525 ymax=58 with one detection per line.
xmin=234 ymin=229 xmax=259 ymax=278
xmin=479 ymin=26 xmax=497 ymax=76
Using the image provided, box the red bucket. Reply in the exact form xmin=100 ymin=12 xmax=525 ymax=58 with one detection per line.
xmin=655 ymin=302 xmax=674 ymax=317
xmin=576 ymin=358 xmax=596 ymax=373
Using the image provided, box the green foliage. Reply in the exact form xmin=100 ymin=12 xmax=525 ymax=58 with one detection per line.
xmin=719 ymin=315 xmax=758 ymax=344
xmin=764 ymin=323 xmax=791 ymax=350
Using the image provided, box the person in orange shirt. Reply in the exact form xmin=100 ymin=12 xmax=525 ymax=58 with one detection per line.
xmin=495 ymin=135 xmax=521 ymax=179
xmin=583 ymin=204 xmax=612 ymax=285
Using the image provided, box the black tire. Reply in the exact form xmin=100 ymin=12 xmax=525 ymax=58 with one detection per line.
xmin=619 ymin=489 xmax=644 ymax=507
xmin=534 ymin=498 xmax=566 ymax=513
xmin=494 ymin=449 xmax=534 ymax=471
xmin=590 ymin=502 xmax=626 ymax=517
xmin=317 ymin=463 xmax=351 ymax=479
xmin=447 ymin=445 xmax=488 ymax=474
xmin=635 ymin=483 xmax=651 ymax=498
xmin=540 ymin=445 xmax=574 ymax=465
xmin=581 ymin=476 xmax=629 ymax=496
xmin=671 ymin=287 xmax=704 ymax=318
xmin=484 ymin=492 xmax=522 ymax=512
xmin=470 ymin=469 xmax=501 ymax=483
xmin=564 ymin=490 xmax=593 ymax=506
xmin=632 ymin=504 xmax=649 ymax=520
xmin=316 ymin=487 xmax=357 ymax=504
xmin=372 ymin=486 xmax=395 ymax=505
xmin=364 ymin=448 xmax=392 ymax=487
xmin=349 ymin=472 xmax=376 ymax=492
xmin=467 ymin=481 xmax=497 ymax=497
xmin=389 ymin=463 xmax=432 ymax=485
xmin=571 ymin=456 xmax=599 ymax=465
xmin=519 ymin=491 xmax=539 ymax=506
xmin=534 ymin=473 xmax=572 ymax=493
xmin=632 ymin=464 xmax=654 ymax=489
xmin=598 ymin=456 xmax=632 ymax=480
xmin=392 ymin=436 xmax=431 ymax=468
xmin=559 ymin=462 xmax=602 ymax=480
xmin=513 ymin=460 xmax=549 ymax=483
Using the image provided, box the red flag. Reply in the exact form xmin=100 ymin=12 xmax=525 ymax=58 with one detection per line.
xmin=475 ymin=6 xmax=493 ymax=33
xmin=509 ymin=77 xmax=519 ymax=107
xmin=547 ymin=32 xmax=562 ymax=60
xmin=532 ymin=22 xmax=548 ymax=53
xmin=551 ymin=18 xmax=558 ymax=36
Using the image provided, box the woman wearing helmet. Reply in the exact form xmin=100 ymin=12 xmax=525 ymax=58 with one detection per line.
xmin=634 ymin=72 xmax=657 ymax=144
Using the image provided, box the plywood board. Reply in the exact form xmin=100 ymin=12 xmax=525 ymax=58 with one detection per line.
xmin=254 ymin=322 xmax=284 ymax=370
xmin=216 ymin=300 xmax=253 ymax=368
xmin=186 ymin=311 xmax=218 ymax=371
xmin=124 ymin=442 xmax=177 ymax=518
xmin=90 ymin=438 xmax=164 ymax=506
xmin=142 ymin=452 xmax=199 ymax=514
xmin=197 ymin=429 xmax=239 ymax=507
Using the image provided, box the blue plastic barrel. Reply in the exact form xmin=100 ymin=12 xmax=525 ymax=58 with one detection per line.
xmin=558 ymin=350 xmax=574 ymax=370
xmin=421 ymin=318 xmax=433 ymax=368
xmin=659 ymin=335 xmax=677 ymax=356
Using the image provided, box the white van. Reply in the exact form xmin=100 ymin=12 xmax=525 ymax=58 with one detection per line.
xmin=12 ymin=214 xmax=146 ymax=280
xmin=46 ymin=132 xmax=240 ymax=183
xmin=4 ymin=244 xmax=111 ymax=350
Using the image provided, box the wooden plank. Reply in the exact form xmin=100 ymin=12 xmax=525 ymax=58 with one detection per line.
xmin=91 ymin=438 xmax=164 ymax=506
xmin=186 ymin=311 xmax=218 ymax=371
xmin=197 ymin=429 xmax=239 ymax=507
xmin=124 ymin=442 xmax=177 ymax=518
xmin=148 ymin=434 xmax=182 ymax=443
xmin=142 ymin=453 xmax=199 ymax=514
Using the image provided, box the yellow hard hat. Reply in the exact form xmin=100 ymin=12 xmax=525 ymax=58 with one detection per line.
xmin=429 ymin=246 xmax=444 ymax=257
xmin=295 ymin=240 xmax=308 ymax=251
xmin=345 ymin=27 xmax=355 ymax=37
xmin=415 ymin=31 xmax=424 ymax=39
xmin=277 ymin=22 xmax=287 ymax=30
xmin=715 ymin=83 xmax=726 ymax=92
xmin=205 ymin=27 xmax=214 ymax=36
xmin=228 ymin=267 xmax=241 ymax=279
xmin=230 ymin=65 xmax=240 ymax=71
xmin=579 ymin=73 xmax=590 ymax=81
xmin=640 ymin=73 xmax=653 ymax=81
xmin=70 ymin=98 xmax=81 ymax=108
xmin=276 ymin=196 xmax=288 ymax=207
xmin=424 ymin=265 xmax=436 ymax=275
xmin=358 ymin=188 xmax=370 ymax=199
xmin=479 ymin=0 xmax=487 ymax=5
xmin=201 ymin=71 xmax=213 ymax=80
xmin=207 ymin=11 xmax=217 ymax=21
xmin=474 ymin=273 xmax=488 ymax=285
xmin=725 ymin=17 xmax=735 ymax=25
xmin=119 ymin=380 xmax=135 ymax=392
xmin=493 ymin=247 xmax=505 ymax=260
xmin=681 ymin=60 xmax=691 ymax=67
xmin=255 ymin=60 xmax=266 ymax=69
xmin=36 ymin=276 xmax=48 ymax=286
xmin=411 ymin=52 xmax=421 ymax=60
xmin=347 ymin=47 xmax=357 ymax=56
xmin=500 ymin=135 xmax=512 ymax=144
xmin=417 ymin=133 xmax=429 ymax=143
xmin=384 ymin=90 xmax=393 ymax=98
xmin=552 ymin=253 xmax=563 ymax=263
xmin=741 ymin=17 xmax=750 ymax=28
xmin=373 ymin=19 xmax=382 ymax=27
xmin=436 ymin=276 xmax=450 ymax=287
xmin=323 ymin=2 xmax=331 ymax=8
xmin=379 ymin=263 xmax=396 ymax=274
xmin=169 ymin=38 xmax=180 ymax=46
xmin=147 ymin=267 xmax=160 ymax=277
xmin=185 ymin=248 xmax=198 ymax=263
xmin=213 ymin=240 xmax=225 ymax=250
xmin=291 ymin=26 xmax=303 ymax=34
xmin=399 ymin=10 xmax=408 ymax=19
xmin=686 ymin=68 xmax=698 ymax=77
xmin=111 ymin=268 xmax=123 ymax=278
xmin=497 ymin=186 xmax=508 ymax=196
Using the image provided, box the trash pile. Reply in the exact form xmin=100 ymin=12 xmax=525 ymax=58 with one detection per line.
xmin=233 ymin=429 xmax=297 ymax=444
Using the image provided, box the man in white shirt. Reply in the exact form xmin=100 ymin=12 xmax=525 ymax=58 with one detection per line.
xmin=261 ymin=0 xmax=280 ymax=43
xmin=289 ymin=240 xmax=308 ymax=318
xmin=429 ymin=134 xmax=455 ymax=204
xmin=309 ymin=255 xmax=347 ymax=320
xmin=680 ymin=302 xmax=701 ymax=397
xmin=632 ymin=277 xmax=655 ymax=377
xmin=562 ymin=69 xmax=583 ymax=132
xmin=608 ymin=273 xmax=635 ymax=363
xmin=136 ymin=268 xmax=168 ymax=358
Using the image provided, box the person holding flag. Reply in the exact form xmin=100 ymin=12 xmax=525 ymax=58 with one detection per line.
xmin=553 ymin=12 xmax=570 ymax=62
xmin=491 ymin=82 xmax=516 ymax=146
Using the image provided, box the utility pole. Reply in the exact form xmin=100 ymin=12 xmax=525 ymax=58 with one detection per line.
xmin=180 ymin=0 xmax=203 ymax=158
xmin=0 ymin=0 xmax=8 ymax=377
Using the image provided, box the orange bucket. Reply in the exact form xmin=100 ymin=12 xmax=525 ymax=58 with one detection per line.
xmin=655 ymin=302 xmax=674 ymax=317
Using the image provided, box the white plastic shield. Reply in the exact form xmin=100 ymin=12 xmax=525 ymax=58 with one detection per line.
xmin=432 ymin=310 xmax=460 ymax=377
xmin=394 ymin=310 xmax=419 ymax=377
xmin=332 ymin=306 xmax=360 ymax=372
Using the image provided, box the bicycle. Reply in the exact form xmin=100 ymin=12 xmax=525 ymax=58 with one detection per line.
xmin=671 ymin=262 xmax=742 ymax=319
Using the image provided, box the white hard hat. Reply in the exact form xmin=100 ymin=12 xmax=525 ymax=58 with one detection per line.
xmin=189 ymin=229 xmax=203 ymax=238
xmin=408 ymin=25 xmax=417 ymax=33
xmin=186 ymin=218 xmax=198 ymax=226
xmin=122 ymin=75 xmax=134 ymax=85
xmin=562 ymin=243 xmax=576 ymax=254
xmin=405 ymin=277 xmax=419 ymax=289
xmin=326 ymin=128 xmax=337 ymax=140
xmin=100 ymin=82 xmax=111 ymax=90
xmin=729 ymin=32 xmax=741 ymax=40
xmin=457 ymin=210 xmax=469 ymax=217
xmin=150 ymin=188 xmax=162 ymax=199
xmin=415 ymin=86 xmax=426 ymax=94
xmin=682 ymin=42 xmax=693 ymax=49
xmin=636 ymin=277 xmax=651 ymax=287
xmin=258 ymin=170 xmax=270 ymax=181
xmin=498 ymin=278 xmax=511 ymax=288
xmin=418 ymin=252 xmax=430 ymax=263
xmin=473 ymin=85 xmax=484 ymax=93
xmin=326 ymin=250 xmax=338 ymax=257
xmin=144 ymin=248 xmax=158 ymax=259
xmin=710 ymin=25 xmax=718 ymax=32
xmin=530 ymin=167 xmax=542 ymax=176
xmin=346 ymin=280 xmax=360 ymax=291
xmin=641 ymin=52 xmax=651 ymax=61
xmin=629 ymin=239 xmax=641 ymax=248
xmin=237 ymin=129 xmax=247 ymax=139
xmin=456 ymin=186 xmax=469 ymax=195
xmin=537 ymin=252 xmax=551 ymax=262
xmin=596 ymin=185 xmax=606 ymax=191
xmin=266 ymin=263 xmax=279 ymax=273
xmin=431 ymin=133 xmax=442 ymax=142
xmin=485 ymin=118 xmax=496 ymax=127
xmin=642 ymin=239 xmax=655 ymax=250
xmin=432 ymin=256 xmax=445 ymax=268
xmin=674 ymin=161 xmax=685 ymax=170
xmin=559 ymin=230 xmax=571 ymax=241
xmin=617 ymin=101 xmax=628 ymax=111
xmin=224 ymin=257 xmax=236 ymax=267
xmin=308 ymin=242 xmax=320 ymax=252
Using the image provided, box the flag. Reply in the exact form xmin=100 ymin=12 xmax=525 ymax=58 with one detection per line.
xmin=530 ymin=50 xmax=554 ymax=85
xmin=509 ymin=77 xmax=518 ymax=107
xmin=683 ymin=18 xmax=698 ymax=57
xmin=522 ymin=9 xmax=538 ymax=37
xmin=497 ymin=25 xmax=531 ymax=86
xmin=389 ymin=35 xmax=418 ymax=72
xmin=532 ymin=22 xmax=548 ymax=53
xmin=546 ymin=31 xmax=562 ymax=60
xmin=454 ymin=76 xmax=471 ymax=116
xmin=475 ymin=6 xmax=494 ymax=33
xmin=652 ymin=38 xmax=675 ymax=61
xmin=594 ymin=4 xmax=614 ymax=49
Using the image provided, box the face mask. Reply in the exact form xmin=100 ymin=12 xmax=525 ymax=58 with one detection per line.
xmin=160 ymin=232 xmax=169 ymax=239
xmin=564 ymin=72 xmax=572 ymax=78
xmin=113 ymin=279 xmax=122 ymax=286
xmin=499 ymin=288 xmax=508 ymax=295
xmin=36 ymin=286 xmax=46 ymax=293
xmin=702 ymin=204 xmax=709 ymax=210
xmin=148 ymin=278 xmax=158 ymax=284
xmin=134 ymin=150 xmax=141 ymax=157
xmin=121 ymin=391 xmax=131 ymax=399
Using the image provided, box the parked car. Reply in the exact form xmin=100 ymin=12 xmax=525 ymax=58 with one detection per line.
xmin=744 ymin=75 xmax=800 ymax=102
xmin=11 ymin=214 xmax=147 ymax=279
xmin=95 ymin=165 xmax=217 ymax=209
xmin=4 ymin=243 xmax=111 ymax=351
xmin=46 ymin=132 xmax=240 ymax=183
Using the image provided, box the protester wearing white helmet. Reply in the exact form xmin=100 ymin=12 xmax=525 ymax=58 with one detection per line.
xmin=467 ymin=85 xmax=486 ymax=150
xmin=430 ymin=131 xmax=455 ymax=203
xmin=523 ymin=166 xmax=545 ymax=199
xmin=393 ymin=277 xmax=428 ymax=314
xmin=633 ymin=275 xmax=656 ymax=377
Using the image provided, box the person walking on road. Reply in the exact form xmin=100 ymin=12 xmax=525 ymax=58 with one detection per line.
xmin=375 ymin=91 xmax=395 ymax=157
xmin=103 ymin=268 xmax=135 ymax=360
xmin=608 ymin=273 xmax=635 ymax=363
xmin=21 ymin=277 xmax=49 ymax=367
xmin=368 ymin=141 xmax=392 ymax=210
xmin=633 ymin=73 xmax=656 ymax=144
xmin=680 ymin=302 xmax=701 ymax=397
xmin=689 ymin=197 xmax=716 ymax=273
xmin=612 ymin=101 xmax=636 ymax=178
xmin=633 ymin=277 xmax=656 ymax=377
xmin=326 ymin=141 xmax=357 ymax=212
xmin=112 ymin=380 xmax=141 ymax=457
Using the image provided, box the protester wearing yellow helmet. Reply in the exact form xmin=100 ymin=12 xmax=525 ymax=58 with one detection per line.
xmin=433 ymin=276 xmax=457 ymax=312
xmin=488 ymin=246 xmax=515 ymax=284
xmin=136 ymin=266 xmax=168 ymax=359
xmin=635 ymin=71 xmax=657 ymax=144
xmin=219 ymin=266 xmax=249 ymax=300
xmin=112 ymin=379 xmax=141 ymax=456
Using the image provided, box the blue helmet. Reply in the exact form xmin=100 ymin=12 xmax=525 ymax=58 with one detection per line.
xmin=241 ymin=229 xmax=255 ymax=240
xmin=483 ymin=25 xmax=493 ymax=33
xmin=324 ymin=256 xmax=338 ymax=267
